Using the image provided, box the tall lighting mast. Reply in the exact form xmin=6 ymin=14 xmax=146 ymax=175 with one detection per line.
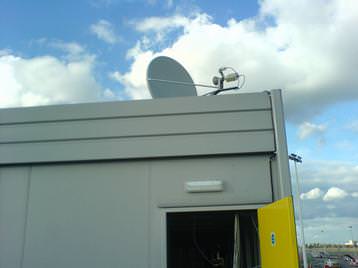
xmin=289 ymin=153 xmax=308 ymax=268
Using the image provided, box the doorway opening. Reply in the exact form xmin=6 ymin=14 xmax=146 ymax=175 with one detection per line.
xmin=167 ymin=210 xmax=260 ymax=268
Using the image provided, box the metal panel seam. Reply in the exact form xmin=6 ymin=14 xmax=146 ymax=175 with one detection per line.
xmin=20 ymin=166 xmax=32 ymax=268
xmin=0 ymin=129 xmax=274 ymax=145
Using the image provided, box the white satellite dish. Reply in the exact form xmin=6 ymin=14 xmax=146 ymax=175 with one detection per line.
xmin=146 ymin=56 xmax=197 ymax=98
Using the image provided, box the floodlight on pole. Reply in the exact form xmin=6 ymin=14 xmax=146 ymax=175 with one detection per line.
xmin=289 ymin=153 xmax=308 ymax=268
xmin=348 ymin=226 xmax=355 ymax=246
xmin=289 ymin=153 xmax=302 ymax=163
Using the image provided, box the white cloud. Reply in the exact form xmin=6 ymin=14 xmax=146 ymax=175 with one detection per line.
xmin=31 ymin=39 xmax=88 ymax=61
xmin=146 ymin=0 xmax=174 ymax=8
xmin=116 ymin=0 xmax=358 ymax=121
xmin=90 ymin=20 xmax=120 ymax=44
xmin=302 ymin=217 xmax=358 ymax=243
xmin=300 ymin=160 xmax=358 ymax=186
xmin=347 ymin=121 xmax=358 ymax=132
xmin=133 ymin=15 xmax=191 ymax=32
xmin=300 ymin=187 xmax=323 ymax=200
xmin=49 ymin=41 xmax=85 ymax=56
xmin=0 ymin=49 xmax=11 ymax=56
xmin=103 ymin=88 xmax=116 ymax=99
xmin=323 ymin=187 xmax=349 ymax=202
xmin=298 ymin=122 xmax=327 ymax=139
xmin=130 ymin=14 xmax=209 ymax=45
xmin=0 ymin=53 xmax=103 ymax=108
xmin=290 ymin=160 xmax=358 ymax=234
xmin=109 ymin=50 xmax=154 ymax=99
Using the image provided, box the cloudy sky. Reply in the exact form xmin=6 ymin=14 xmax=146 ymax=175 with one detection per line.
xmin=1 ymin=0 xmax=358 ymax=244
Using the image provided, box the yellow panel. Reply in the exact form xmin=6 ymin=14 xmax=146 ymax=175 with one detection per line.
xmin=258 ymin=196 xmax=299 ymax=268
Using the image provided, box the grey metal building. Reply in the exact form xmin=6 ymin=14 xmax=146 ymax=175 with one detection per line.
xmin=0 ymin=89 xmax=297 ymax=268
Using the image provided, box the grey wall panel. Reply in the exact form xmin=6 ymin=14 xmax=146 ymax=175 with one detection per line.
xmin=0 ymin=110 xmax=272 ymax=143
xmin=22 ymin=162 xmax=149 ymax=268
xmin=150 ymin=156 xmax=272 ymax=207
xmin=0 ymin=167 xmax=30 ymax=268
xmin=0 ymin=157 xmax=273 ymax=268
xmin=0 ymin=93 xmax=274 ymax=164
xmin=0 ymin=93 xmax=271 ymax=124
xmin=0 ymin=131 xmax=275 ymax=164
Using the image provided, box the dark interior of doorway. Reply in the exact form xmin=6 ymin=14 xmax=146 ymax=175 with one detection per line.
xmin=167 ymin=210 xmax=260 ymax=268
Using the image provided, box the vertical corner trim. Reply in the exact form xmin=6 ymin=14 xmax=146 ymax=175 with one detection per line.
xmin=270 ymin=89 xmax=292 ymax=199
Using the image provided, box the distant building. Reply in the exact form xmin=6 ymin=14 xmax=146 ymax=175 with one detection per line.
xmin=344 ymin=240 xmax=358 ymax=246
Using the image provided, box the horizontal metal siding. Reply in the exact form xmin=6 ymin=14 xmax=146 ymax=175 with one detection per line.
xmin=0 ymin=111 xmax=272 ymax=143
xmin=0 ymin=93 xmax=271 ymax=124
xmin=0 ymin=131 xmax=275 ymax=164
xmin=0 ymin=93 xmax=275 ymax=164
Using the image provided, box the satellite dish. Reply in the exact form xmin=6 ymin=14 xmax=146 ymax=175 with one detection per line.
xmin=147 ymin=56 xmax=197 ymax=98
